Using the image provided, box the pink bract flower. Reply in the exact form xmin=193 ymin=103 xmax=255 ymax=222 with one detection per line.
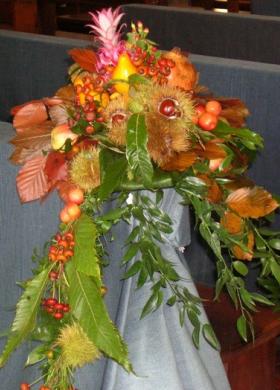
xmin=88 ymin=7 xmax=126 ymax=69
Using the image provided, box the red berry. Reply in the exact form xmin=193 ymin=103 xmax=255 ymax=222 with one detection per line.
xmin=54 ymin=303 xmax=65 ymax=311
xmin=64 ymin=232 xmax=74 ymax=241
xmin=205 ymin=100 xmax=222 ymax=116
xmin=46 ymin=298 xmax=57 ymax=306
xmin=49 ymin=271 xmax=59 ymax=281
xmin=198 ymin=112 xmax=218 ymax=131
xmin=158 ymin=98 xmax=177 ymax=118
xmin=195 ymin=104 xmax=206 ymax=117
xmin=53 ymin=312 xmax=64 ymax=320
xmin=20 ymin=384 xmax=30 ymax=390
xmin=63 ymin=303 xmax=70 ymax=312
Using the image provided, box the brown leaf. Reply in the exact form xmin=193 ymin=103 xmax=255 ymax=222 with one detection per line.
xmin=16 ymin=156 xmax=49 ymax=202
xmin=44 ymin=152 xmax=68 ymax=186
xmin=68 ymin=48 xmax=97 ymax=72
xmin=197 ymin=174 xmax=222 ymax=203
xmin=225 ymin=176 xmax=255 ymax=192
xmin=195 ymin=141 xmax=227 ymax=160
xmin=13 ymin=101 xmax=48 ymax=131
xmin=9 ymin=147 xmax=44 ymax=165
xmin=48 ymin=105 xmax=69 ymax=126
xmin=232 ymin=231 xmax=255 ymax=261
xmin=161 ymin=151 xmax=197 ymax=171
xmin=10 ymin=121 xmax=52 ymax=151
xmin=226 ymin=187 xmax=279 ymax=218
xmin=55 ymin=85 xmax=76 ymax=102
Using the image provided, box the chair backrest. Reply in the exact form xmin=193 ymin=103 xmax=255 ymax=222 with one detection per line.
xmin=0 ymin=30 xmax=88 ymax=121
xmin=251 ymin=0 xmax=280 ymax=16
xmin=121 ymin=4 xmax=280 ymax=65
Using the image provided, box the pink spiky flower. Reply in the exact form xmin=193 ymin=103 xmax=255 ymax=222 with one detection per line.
xmin=88 ymin=7 xmax=126 ymax=69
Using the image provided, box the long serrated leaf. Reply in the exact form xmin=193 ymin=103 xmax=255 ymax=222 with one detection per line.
xmin=66 ymin=262 xmax=132 ymax=372
xmin=122 ymin=261 xmax=142 ymax=279
xmin=73 ymin=214 xmax=101 ymax=283
xmin=0 ymin=265 xmax=52 ymax=367
xmin=99 ymin=149 xmax=127 ymax=201
xmin=126 ymin=114 xmax=153 ymax=187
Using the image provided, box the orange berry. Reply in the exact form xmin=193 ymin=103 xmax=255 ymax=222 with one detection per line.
xmin=58 ymin=239 xmax=68 ymax=249
xmin=64 ymin=232 xmax=74 ymax=241
xmin=65 ymin=203 xmax=81 ymax=220
xmin=205 ymin=100 xmax=222 ymax=116
xmin=67 ymin=188 xmax=84 ymax=205
xmin=59 ymin=208 xmax=71 ymax=223
xmin=56 ymin=254 xmax=67 ymax=262
xmin=64 ymin=249 xmax=74 ymax=258
xmin=48 ymin=253 xmax=57 ymax=262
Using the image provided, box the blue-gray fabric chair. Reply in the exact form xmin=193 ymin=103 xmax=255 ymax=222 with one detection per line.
xmin=122 ymin=4 xmax=280 ymax=65
xmin=251 ymin=0 xmax=280 ymax=16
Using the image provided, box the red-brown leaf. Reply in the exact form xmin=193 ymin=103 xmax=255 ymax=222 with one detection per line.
xmin=9 ymin=147 xmax=44 ymax=165
xmin=10 ymin=121 xmax=52 ymax=151
xmin=68 ymin=48 xmax=97 ymax=72
xmin=13 ymin=101 xmax=48 ymax=131
xmin=16 ymin=156 xmax=49 ymax=202
xmin=161 ymin=151 xmax=197 ymax=171
xmin=44 ymin=152 xmax=68 ymax=186
xmin=195 ymin=141 xmax=227 ymax=160
xmin=226 ymin=187 xmax=279 ymax=218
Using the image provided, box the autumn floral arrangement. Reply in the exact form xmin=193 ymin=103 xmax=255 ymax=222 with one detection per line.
xmin=2 ymin=6 xmax=280 ymax=390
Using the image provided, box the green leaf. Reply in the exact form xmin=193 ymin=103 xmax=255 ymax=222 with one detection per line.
xmin=126 ymin=114 xmax=154 ymax=187
xmin=237 ymin=315 xmax=247 ymax=342
xmin=125 ymin=226 xmax=140 ymax=245
xmin=122 ymin=242 xmax=140 ymax=265
xmin=233 ymin=261 xmax=248 ymax=276
xmin=99 ymin=149 xmax=127 ymax=201
xmin=192 ymin=326 xmax=200 ymax=349
xmin=250 ymin=293 xmax=274 ymax=306
xmin=73 ymin=214 xmax=101 ymax=283
xmin=269 ymin=238 xmax=280 ymax=251
xmin=25 ymin=344 xmax=46 ymax=367
xmin=0 ymin=265 xmax=52 ymax=367
xmin=122 ymin=261 xmax=142 ymax=279
xmin=270 ymin=258 xmax=280 ymax=284
xmin=140 ymin=290 xmax=159 ymax=319
xmin=202 ymin=324 xmax=220 ymax=350
xmin=66 ymin=262 xmax=132 ymax=372
xmin=167 ymin=295 xmax=176 ymax=306
xmin=258 ymin=227 xmax=280 ymax=236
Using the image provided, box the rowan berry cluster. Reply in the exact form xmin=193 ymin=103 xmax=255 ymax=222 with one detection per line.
xmin=41 ymin=297 xmax=70 ymax=320
xmin=48 ymin=232 xmax=75 ymax=263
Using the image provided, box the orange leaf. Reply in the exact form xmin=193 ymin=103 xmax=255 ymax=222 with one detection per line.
xmin=232 ymin=231 xmax=255 ymax=261
xmin=68 ymin=48 xmax=97 ymax=72
xmin=16 ymin=156 xmax=49 ymax=202
xmin=226 ymin=187 xmax=279 ymax=218
xmin=55 ymin=85 xmax=76 ymax=102
xmin=13 ymin=101 xmax=48 ymax=131
xmin=10 ymin=121 xmax=52 ymax=152
xmin=161 ymin=151 xmax=197 ymax=171
xmin=221 ymin=211 xmax=244 ymax=235
xmin=197 ymin=174 xmax=222 ymax=203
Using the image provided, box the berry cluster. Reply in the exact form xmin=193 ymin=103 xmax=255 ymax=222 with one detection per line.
xmin=59 ymin=185 xmax=84 ymax=225
xmin=41 ymin=297 xmax=70 ymax=320
xmin=129 ymin=47 xmax=175 ymax=85
xmin=20 ymin=385 xmax=77 ymax=390
xmin=48 ymin=232 xmax=75 ymax=263
xmin=194 ymin=100 xmax=222 ymax=131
